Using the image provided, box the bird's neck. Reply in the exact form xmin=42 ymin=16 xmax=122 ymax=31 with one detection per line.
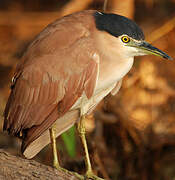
xmin=93 ymin=31 xmax=134 ymax=90
xmin=97 ymin=55 xmax=134 ymax=90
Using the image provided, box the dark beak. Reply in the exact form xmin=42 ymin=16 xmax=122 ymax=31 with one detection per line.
xmin=139 ymin=41 xmax=172 ymax=60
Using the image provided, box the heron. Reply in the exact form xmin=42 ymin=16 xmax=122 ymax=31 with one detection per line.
xmin=3 ymin=10 xmax=172 ymax=180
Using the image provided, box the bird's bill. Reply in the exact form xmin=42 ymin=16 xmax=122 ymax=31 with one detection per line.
xmin=137 ymin=41 xmax=172 ymax=60
xmin=128 ymin=40 xmax=172 ymax=60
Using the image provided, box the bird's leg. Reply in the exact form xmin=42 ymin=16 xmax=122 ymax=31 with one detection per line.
xmin=49 ymin=124 xmax=84 ymax=179
xmin=77 ymin=115 xmax=92 ymax=173
xmin=49 ymin=125 xmax=59 ymax=169
xmin=49 ymin=125 xmax=70 ymax=171
xmin=77 ymin=115 xmax=104 ymax=180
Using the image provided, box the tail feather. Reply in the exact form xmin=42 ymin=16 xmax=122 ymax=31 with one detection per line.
xmin=3 ymin=92 xmax=13 ymax=131
xmin=22 ymin=109 xmax=79 ymax=159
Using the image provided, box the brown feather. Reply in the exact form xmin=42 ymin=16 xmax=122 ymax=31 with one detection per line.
xmin=3 ymin=10 xmax=99 ymax=158
xmin=23 ymin=110 xmax=79 ymax=159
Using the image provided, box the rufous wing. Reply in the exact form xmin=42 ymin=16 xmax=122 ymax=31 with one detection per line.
xmin=3 ymin=55 xmax=99 ymax=158
xmin=3 ymin=10 xmax=99 ymax=158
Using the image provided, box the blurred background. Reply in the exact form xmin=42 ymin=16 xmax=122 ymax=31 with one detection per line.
xmin=0 ymin=0 xmax=175 ymax=179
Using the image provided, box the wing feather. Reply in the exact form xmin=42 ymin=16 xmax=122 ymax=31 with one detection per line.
xmin=3 ymin=11 xmax=99 ymax=156
xmin=3 ymin=51 xmax=99 ymax=151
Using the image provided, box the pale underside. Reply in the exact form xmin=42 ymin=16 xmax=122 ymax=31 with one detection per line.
xmin=3 ymin=10 xmax=134 ymax=158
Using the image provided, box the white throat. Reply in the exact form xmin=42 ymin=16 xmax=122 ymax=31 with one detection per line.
xmin=93 ymin=31 xmax=134 ymax=90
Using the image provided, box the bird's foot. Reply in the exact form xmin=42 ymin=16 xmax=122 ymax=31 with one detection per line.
xmin=54 ymin=165 xmax=84 ymax=180
xmin=85 ymin=170 xmax=104 ymax=180
xmin=54 ymin=166 xmax=104 ymax=180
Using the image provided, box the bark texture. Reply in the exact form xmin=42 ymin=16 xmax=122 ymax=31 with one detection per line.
xmin=0 ymin=149 xmax=79 ymax=180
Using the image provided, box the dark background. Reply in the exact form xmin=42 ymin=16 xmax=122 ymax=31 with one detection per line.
xmin=0 ymin=0 xmax=175 ymax=179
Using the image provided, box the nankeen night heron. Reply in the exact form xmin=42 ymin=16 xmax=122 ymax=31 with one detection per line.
xmin=3 ymin=10 xmax=172 ymax=180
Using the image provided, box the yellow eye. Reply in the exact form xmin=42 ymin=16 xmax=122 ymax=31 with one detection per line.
xmin=121 ymin=36 xmax=130 ymax=43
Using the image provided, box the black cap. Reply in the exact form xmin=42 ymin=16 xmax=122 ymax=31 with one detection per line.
xmin=94 ymin=11 xmax=145 ymax=40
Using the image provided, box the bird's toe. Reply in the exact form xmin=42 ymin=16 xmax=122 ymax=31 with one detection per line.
xmin=85 ymin=171 xmax=104 ymax=180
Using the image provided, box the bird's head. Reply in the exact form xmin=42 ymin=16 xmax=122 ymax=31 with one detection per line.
xmin=94 ymin=11 xmax=172 ymax=60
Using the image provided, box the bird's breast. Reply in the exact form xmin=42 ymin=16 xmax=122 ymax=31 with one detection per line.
xmin=96 ymin=57 xmax=134 ymax=91
xmin=71 ymin=57 xmax=134 ymax=115
xmin=71 ymin=82 xmax=116 ymax=115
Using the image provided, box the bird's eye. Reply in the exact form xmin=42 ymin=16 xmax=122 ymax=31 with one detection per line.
xmin=121 ymin=36 xmax=130 ymax=43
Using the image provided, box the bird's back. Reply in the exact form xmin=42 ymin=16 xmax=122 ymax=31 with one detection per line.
xmin=3 ymin=10 xmax=100 ymax=158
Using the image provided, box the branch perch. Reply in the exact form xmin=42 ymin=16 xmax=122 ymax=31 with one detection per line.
xmin=0 ymin=149 xmax=79 ymax=180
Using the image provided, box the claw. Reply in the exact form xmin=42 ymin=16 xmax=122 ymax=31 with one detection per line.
xmin=85 ymin=171 xmax=104 ymax=180
xmin=54 ymin=166 xmax=84 ymax=180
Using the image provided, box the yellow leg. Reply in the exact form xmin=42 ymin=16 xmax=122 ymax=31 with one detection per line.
xmin=49 ymin=126 xmax=59 ymax=169
xmin=49 ymin=125 xmax=84 ymax=179
xmin=77 ymin=115 xmax=104 ymax=180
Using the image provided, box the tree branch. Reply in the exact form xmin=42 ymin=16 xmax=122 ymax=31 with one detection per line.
xmin=0 ymin=149 xmax=79 ymax=180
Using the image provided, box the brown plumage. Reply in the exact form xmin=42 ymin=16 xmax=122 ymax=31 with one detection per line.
xmin=5 ymin=9 xmax=157 ymax=159
xmin=4 ymin=10 xmax=101 ymax=158
xmin=3 ymin=10 xmax=171 ymax=179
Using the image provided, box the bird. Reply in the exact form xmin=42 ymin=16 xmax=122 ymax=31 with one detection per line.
xmin=3 ymin=10 xmax=172 ymax=180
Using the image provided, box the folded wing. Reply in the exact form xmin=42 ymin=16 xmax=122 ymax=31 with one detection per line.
xmin=3 ymin=12 xmax=99 ymax=158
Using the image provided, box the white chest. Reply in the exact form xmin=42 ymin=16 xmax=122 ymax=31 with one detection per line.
xmin=71 ymin=82 xmax=116 ymax=115
xmin=96 ymin=57 xmax=134 ymax=91
xmin=71 ymin=57 xmax=134 ymax=115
